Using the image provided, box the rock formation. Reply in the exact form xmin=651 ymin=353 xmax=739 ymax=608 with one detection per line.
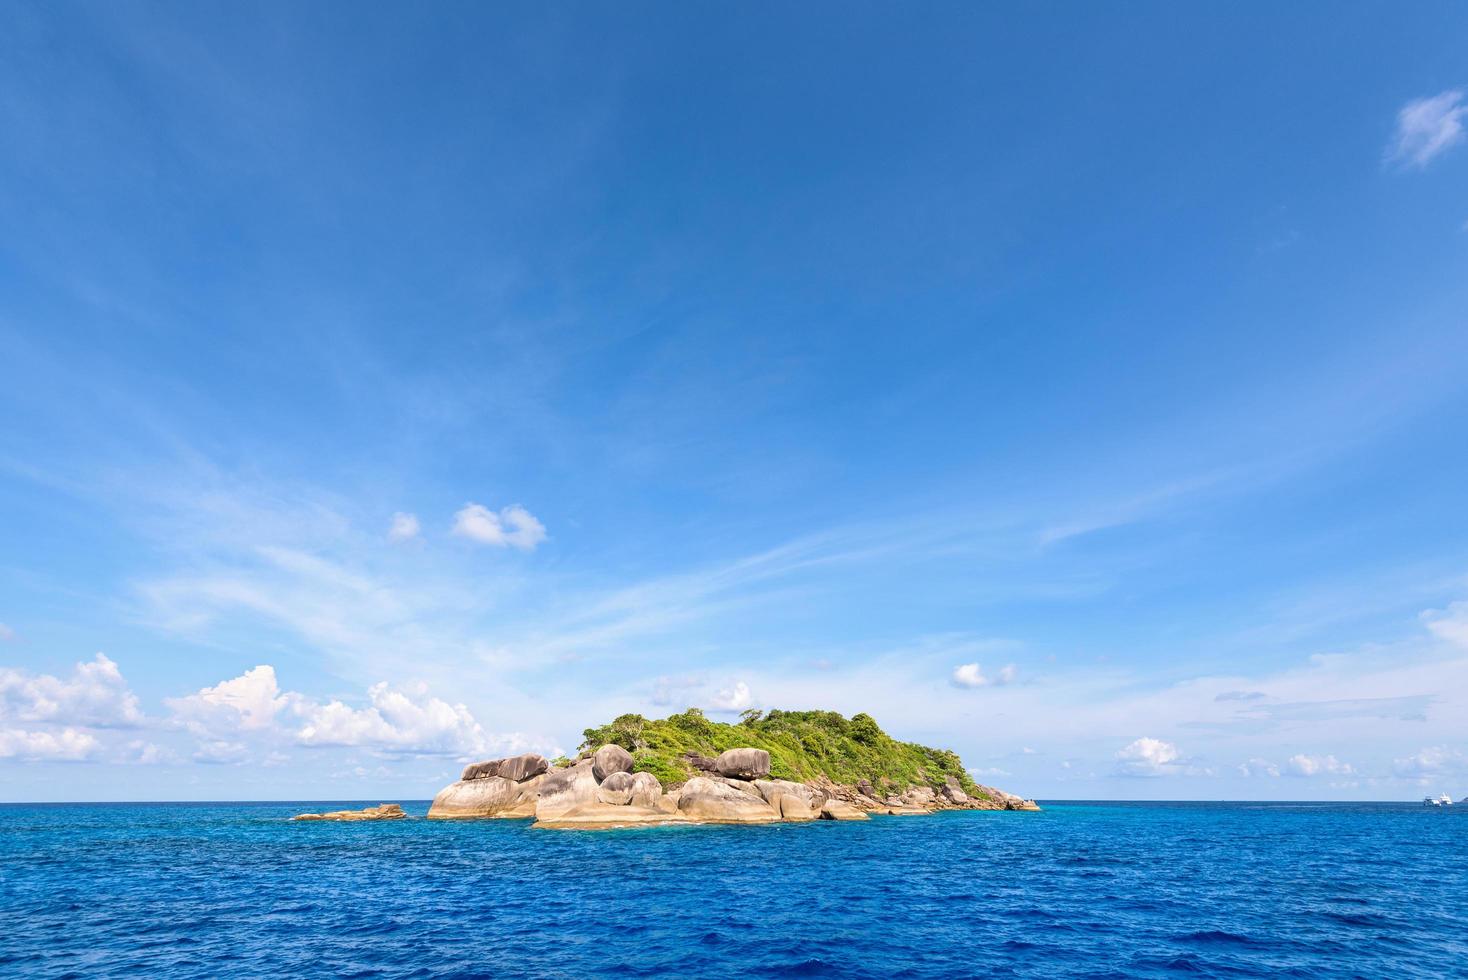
xmin=714 ymin=747 xmax=771 ymax=780
xmin=424 ymin=741 xmax=1037 ymax=830
xmin=428 ymin=754 xmax=551 ymax=819
xmin=292 ymin=803 xmax=407 ymax=822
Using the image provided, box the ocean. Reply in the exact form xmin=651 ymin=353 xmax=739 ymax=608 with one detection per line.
xmin=2 ymin=800 xmax=1464 ymax=977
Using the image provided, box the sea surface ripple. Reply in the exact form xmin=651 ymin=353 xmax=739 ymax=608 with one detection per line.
xmin=2 ymin=800 xmax=1465 ymax=978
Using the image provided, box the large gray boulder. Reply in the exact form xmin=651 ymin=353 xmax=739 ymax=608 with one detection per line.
xmin=902 ymin=786 xmax=937 ymax=807
xmin=535 ymin=761 xmax=600 ymax=820
xmin=676 ymin=776 xmax=780 ymax=823
xmin=942 ymin=775 xmax=968 ymax=804
xmin=714 ymin=747 xmax=770 ymax=780
xmin=819 ymin=799 xmax=870 ymax=821
xmin=684 ymin=752 xmax=718 ymax=772
xmin=753 ymin=779 xmax=828 ymax=815
xmin=628 ymin=772 xmax=662 ymax=808
xmin=428 ymin=776 xmax=521 ymax=819
xmin=596 ymin=770 xmax=635 ymax=805
xmin=712 ymin=775 xmax=766 ymax=799
xmin=592 ymin=744 xmax=634 ymax=782
xmin=461 ymin=759 xmax=501 ymax=781
xmin=777 ymin=795 xmax=818 ymax=821
xmin=497 ymin=753 xmax=549 ymax=782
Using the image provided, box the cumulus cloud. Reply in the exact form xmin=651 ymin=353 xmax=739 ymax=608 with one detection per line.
xmin=706 ymin=680 xmax=753 ymax=712
xmin=1387 ymin=89 xmax=1466 ymax=169
xmin=647 ymin=676 xmax=755 ymax=713
xmin=1286 ymin=753 xmax=1353 ymax=777
xmin=1393 ymin=745 xmax=1465 ymax=780
xmin=387 ymin=512 xmax=421 ymax=541
xmin=1238 ymin=758 xmax=1281 ymax=777
xmin=452 ymin=503 xmax=546 ymax=551
xmin=166 ymin=665 xmax=298 ymax=736
xmin=166 ymin=664 xmax=553 ymax=762
xmin=0 ymin=727 xmax=99 ymax=761
xmin=125 ymin=740 xmax=171 ymax=765
xmin=950 ymin=663 xmax=1017 ymax=689
xmin=0 ymin=653 xmax=144 ymax=728
xmin=1114 ymin=737 xmax=1180 ymax=776
xmin=296 ymin=681 xmax=502 ymax=757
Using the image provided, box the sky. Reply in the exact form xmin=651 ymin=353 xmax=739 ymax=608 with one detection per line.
xmin=2 ymin=2 xmax=1468 ymax=802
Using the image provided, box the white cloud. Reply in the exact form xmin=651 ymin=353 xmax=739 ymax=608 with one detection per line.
xmin=0 ymin=653 xmax=144 ymax=728
xmin=164 ymin=663 xmax=555 ymax=762
xmin=193 ymin=740 xmax=249 ymax=765
xmin=452 ymin=503 xmax=546 ymax=551
xmin=951 ymin=662 xmax=1016 ymax=688
xmin=0 ymin=727 xmax=99 ymax=761
xmin=166 ymin=665 xmax=297 ymax=736
xmin=650 ymin=674 xmax=703 ymax=706
xmin=1421 ymin=600 xmax=1468 ymax=648
xmin=1114 ymin=737 xmax=1180 ymax=776
xmin=951 ymin=663 xmax=987 ymax=688
xmin=647 ymin=676 xmax=755 ymax=714
xmin=706 ymin=680 xmax=753 ymax=712
xmin=387 ymin=512 xmax=420 ymax=541
xmin=125 ymin=740 xmax=171 ymax=765
xmin=295 ymin=681 xmax=519 ymax=757
xmin=971 ymin=766 xmax=1012 ymax=778
xmin=1387 ymin=89 xmax=1466 ymax=169
xmin=1286 ymin=753 xmax=1353 ymax=777
xmin=1238 ymin=758 xmax=1281 ymax=777
xmin=1393 ymin=745 xmax=1465 ymax=780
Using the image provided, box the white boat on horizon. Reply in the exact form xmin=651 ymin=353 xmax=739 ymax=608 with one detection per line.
xmin=1423 ymin=793 xmax=1453 ymax=806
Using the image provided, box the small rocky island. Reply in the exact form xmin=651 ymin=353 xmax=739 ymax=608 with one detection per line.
xmin=292 ymin=803 xmax=407 ymax=821
xmin=429 ymin=708 xmax=1037 ymax=829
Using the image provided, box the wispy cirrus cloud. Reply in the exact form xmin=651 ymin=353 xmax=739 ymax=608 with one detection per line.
xmin=1387 ymin=89 xmax=1466 ymax=169
xmin=387 ymin=511 xmax=420 ymax=542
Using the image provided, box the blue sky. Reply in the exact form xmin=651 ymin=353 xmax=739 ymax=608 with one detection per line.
xmin=3 ymin=2 xmax=1468 ymax=801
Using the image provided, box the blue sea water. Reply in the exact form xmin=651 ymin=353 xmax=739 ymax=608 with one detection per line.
xmin=2 ymin=800 xmax=1465 ymax=978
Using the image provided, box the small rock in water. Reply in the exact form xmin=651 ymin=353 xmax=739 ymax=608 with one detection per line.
xmin=292 ymin=803 xmax=407 ymax=822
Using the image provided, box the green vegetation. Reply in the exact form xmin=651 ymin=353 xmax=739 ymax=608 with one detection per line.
xmin=579 ymin=708 xmax=990 ymax=799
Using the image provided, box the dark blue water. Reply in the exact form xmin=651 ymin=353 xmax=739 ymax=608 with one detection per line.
xmin=2 ymin=801 xmax=1465 ymax=978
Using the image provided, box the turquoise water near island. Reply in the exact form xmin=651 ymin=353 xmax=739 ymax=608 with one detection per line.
xmin=3 ymin=800 xmax=1465 ymax=977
